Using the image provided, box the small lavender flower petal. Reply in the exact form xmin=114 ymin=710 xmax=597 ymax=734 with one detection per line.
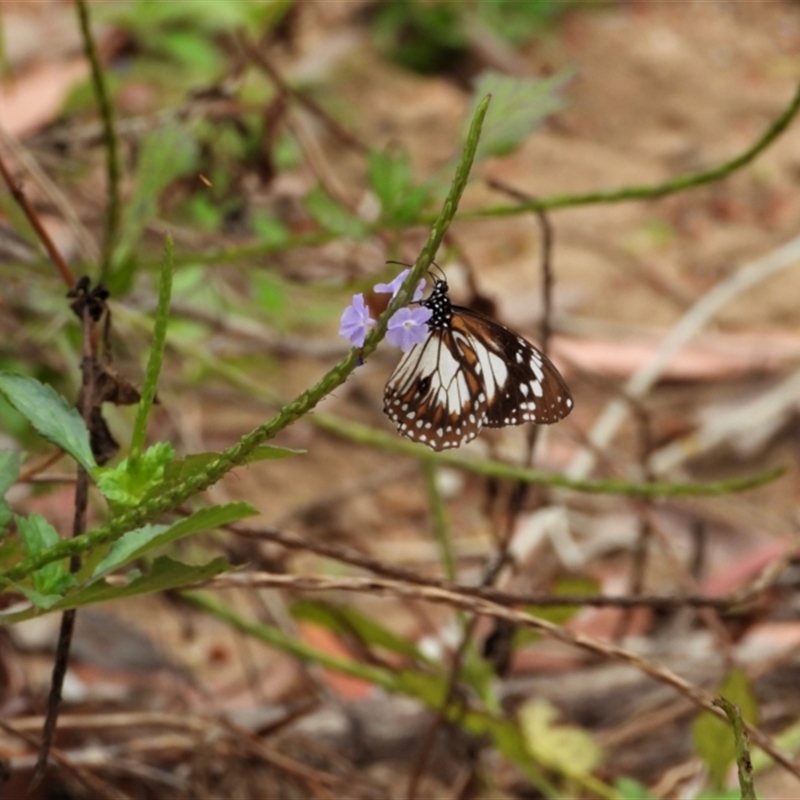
xmin=339 ymin=293 xmax=376 ymax=347
xmin=386 ymin=306 xmax=432 ymax=351
xmin=374 ymin=269 xmax=409 ymax=296
xmin=375 ymin=268 xmax=427 ymax=302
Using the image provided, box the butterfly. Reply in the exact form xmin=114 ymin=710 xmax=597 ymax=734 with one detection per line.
xmin=383 ymin=276 xmax=573 ymax=450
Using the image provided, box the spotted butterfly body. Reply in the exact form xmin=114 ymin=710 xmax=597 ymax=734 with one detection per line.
xmin=383 ymin=278 xmax=573 ymax=450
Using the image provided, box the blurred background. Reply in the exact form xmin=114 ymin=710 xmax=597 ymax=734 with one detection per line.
xmin=2 ymin=1 xmax=800 ymax=798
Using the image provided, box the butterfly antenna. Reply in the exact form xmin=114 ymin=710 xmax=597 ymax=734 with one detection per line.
xmin=429 ymin=261 xmax=447 ymax=283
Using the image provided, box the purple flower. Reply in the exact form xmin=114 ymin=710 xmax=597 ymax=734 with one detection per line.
xmin=339 ymin=293 xmax=376 ymax=347
xmin=386 ymin=306 xmax=432 ymax=352
xmin=374 ymin=268 xmax=426 ymax=303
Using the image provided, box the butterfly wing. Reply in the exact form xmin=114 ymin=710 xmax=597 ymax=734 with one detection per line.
xmin=444 ymin=307 xmax=573 ymax=431
xmin=383 ymin=329 xmax=489 ymax=450
xmin=450 ymin=307 xmax=573 ymax=429
xmin=383 ymin=276 xmax=573 ymax=451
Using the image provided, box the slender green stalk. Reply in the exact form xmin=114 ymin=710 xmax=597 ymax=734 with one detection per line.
xmin=186 ymin=589 xmax=570 ymax=798
xmin=469 ymin=76 xmax=800 ymax=218
xmin=312 ymin=412 xmax=785 ymax=498
xmin=129 ymin=236 xmax=173 ymax=462
xmin=0 ymin=96 xmax=493 ymax=590
xmin=185 ymin=591 xmax=400 ymax=689
xmin=422 ymin=461 xmax=455 ymax=583
xmin=714 ymin=697 xmax=757 ymax=800
xmin=75 ymin=0 xmax=121 ymax=277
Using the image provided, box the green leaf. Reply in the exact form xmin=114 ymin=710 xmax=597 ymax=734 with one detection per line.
xmin=95 ymin=442 xmax=176 ymax=508
xmin=515 ymin=575 xmax=600 ymax=648
xmin=113 ymin=123 xmax=199 ymax=269
xmin=77 ymin=556 xmax=232 ymax=609
xmin=11 ymin=581 xmax=73 ymax=610
xmin=292 ymin=599 xmax=428 ymax=663
xmin=519 ymin=698 xmax=602 ymax=778
xmin=163 ymin=446 xmax=303 ymax=487
xmin=16 ymin=513 xmax=68 ymax=594
xmin=477 ymin=0 xmax=566 ymax=46
xmin=466 ymin=69 xmax=573 ymax=159
xmin=0 ymin=450 xmax=22 ymax=531
xmin=371 ymin=0 xmax=467 ymax=74
xmin=304 ymin=185 xmax=368 ymax=239
xmin=368 ymin=149 xmax=431 ymax=226
xmin=251 ymin=214 xmax=290 ymax=247
xmin=252 ymin=272 xmax=289 ymax=318
xmin=460 ymin=642 xmax=500 ymax=708
xmin=616 ymin=778 xmax=657 ymax=800
xmin=0 ymin=556 xmax=232 ymax=625
xmin=0 ymin=374 xmax=96 ymax=472
xmin=92 ymin=502 xmax=257 ymax=578
xmin=159 ymin=30 xmax=223 ymax=77
xmin=693 ymin=668 xmax=759 ymax=790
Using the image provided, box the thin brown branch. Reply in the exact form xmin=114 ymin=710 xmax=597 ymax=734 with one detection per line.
xmin=0 ymin=718 xmax=130 ymax=800
xmin=240 ymin=35 xmax=367 ymax=153
xmin=201 ymin=571 xmax=800 ymax=782
xmin=32 ymin=292 xmax=99 ymax=783
xmin=226 ymin=523 xmax=774 ymax=611
xmin=0 ymin=146 xmax=75 ymax=286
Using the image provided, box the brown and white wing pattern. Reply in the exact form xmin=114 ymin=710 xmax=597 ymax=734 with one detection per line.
xmin=452 ymin=308 xmax=573 ymax=429
xmin=383 ymin=328 xmax=489 ymax=450
xmin=383 ymin=277 xmax=573 ymax=451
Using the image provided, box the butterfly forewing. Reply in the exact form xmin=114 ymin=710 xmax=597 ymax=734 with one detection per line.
xmin=383 ymin=277 xmax=573 ymax=451
xmin=452 ymin=310 xmax=573 ymax=429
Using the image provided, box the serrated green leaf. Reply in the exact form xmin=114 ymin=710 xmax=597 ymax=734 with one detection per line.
xmin=92 ymin=502 xmax=257 ymax=578
xmin=77 ymin=556 xmax=231 ymax=608
xmin=368 ymin=149 xmax=431 ymax=226
xmin=304 ymin=185 xmax=369 ymax=239
xmin=162 ymin=446 xmax=303 ymax=487
xmin=95 ymin=442 xmax=176 ymax=507
xmin=519 ymin=698 xmax=602 ymax=778
xmin=693 ymin=668 xmax=759 ymax=790
xmin=16 ymin=513 xmax=68 ymax=594
xmin=0 ymin=556 xmax=232 ymax=625
xmin=466 ymin=69 xmax=573 ymax=159
xmin=114 ymin=559 xmax=227 ymax=610
xmin=0 ymin=374 xmax=95 ymax=472
xmin=113 ymin=123 xmax=199 ymax=268
xmin=616 ymin=778 xmax=656 ymax=800
xmin=292 ymin=599 xmax=428 ymax=663
xmin=160 ymin=30 xmax=223 ymax=76
xmin=11 ymin=581 xmax=69 ymax=610
xmin=0 ymin=450 xmax=22 ymax=531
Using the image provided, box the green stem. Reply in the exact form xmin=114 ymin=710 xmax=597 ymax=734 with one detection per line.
xmin=714 ymin=697 xmax=757 ymax=800
xmin=185 ymin=591 xmax=400 ymax=689
xmin=129 ymin=235 xmax=173 ymax=462
xmin=312 ymin=412 xmax=785 ymax=498
xmin=470 ymin=76 xmax=800 ymax=218
xmin=0 ymin=96 xmax=493 ymax=589
xmin=76 ymin=0 xmax=121 ymax=277
xmin=422 ymin=461 xmax=455 ymax=583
